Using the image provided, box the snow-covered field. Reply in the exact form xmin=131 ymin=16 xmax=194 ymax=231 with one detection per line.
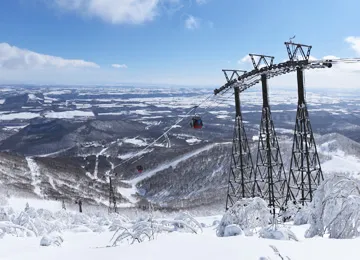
xmin=0 ymin=200 xmax=357 ymax=260
xmin=3 ymin=172 xmax=360 ymax=260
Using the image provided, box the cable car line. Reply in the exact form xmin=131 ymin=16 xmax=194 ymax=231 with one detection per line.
xmin=111 ymin=92 xmax=217 ymax=173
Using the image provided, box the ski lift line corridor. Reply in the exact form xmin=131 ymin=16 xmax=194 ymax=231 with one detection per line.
xmin=110 ymin=89 xmax=231 ymax=175
xmin=216 ymin=40 xmax=360 ymax=219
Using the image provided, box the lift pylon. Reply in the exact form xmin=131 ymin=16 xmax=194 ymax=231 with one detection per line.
xmin=253 ymin=74 xmax=288 ymax=219
xmin=224 ymin=70 xmax=257 ymax=210
xmin=285 ymin=67 xmax=323 ymax=207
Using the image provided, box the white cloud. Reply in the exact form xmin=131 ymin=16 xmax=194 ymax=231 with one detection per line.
xmin=323 ymin=55 xmax=340 ymax=60
xmin=0 ymin=42 xmax=99 ymax=70
xmin=185 ymin=15 xmax=200 ymax=30
xmin=195 ymin=0 xmax=207 ymax=5
xmin=53 ymin=0 xmax=163 ymax=24
xmin=345 ymin=36 xmax=360 ymax=55
xmin=238 ymin=55 xmax=251 ymax=64
xmin=112 ymin=64 xmax=128 ymax=69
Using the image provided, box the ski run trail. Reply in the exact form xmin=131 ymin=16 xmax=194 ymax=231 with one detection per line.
xmin=26 ymin=157 xmax=43 ymax=198
xmin=118 ymin=142 xmax=229 ymax=204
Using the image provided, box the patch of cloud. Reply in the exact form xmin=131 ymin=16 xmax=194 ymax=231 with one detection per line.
xmin=112 ymin=64 xmax=128 ymax=69
xmin=195 ymin=0 xmax=207 ymax=5
xmin=185 ymin=15 xmax=200 ymax=30
xmin=323 ymin=55 xmax=340 ymax=60
xmin=345 ymin=36 xmax=360 ymax=55
xmin=53 ymin=0 xmax=175 ymax=24
xmin=238 ymin=55 xmax=251 ymax=64
xmin=0 ymin=42 xmax=99 ymax=70
xmin=159 ymin=0 xmax=184 ymax=16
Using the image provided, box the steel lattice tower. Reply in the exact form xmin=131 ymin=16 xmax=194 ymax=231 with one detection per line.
xmin=253 ymin=74 xmax=288 ymax=218
xmin=108 ymin=176 xmax=117 ymax=213
xmin=285 ymin=67 xmax=323 ymax=206
xmin=223 ymin=70 xmax=257 ymax=210
xmin=225 ymin=87 xmax=257 ymax=210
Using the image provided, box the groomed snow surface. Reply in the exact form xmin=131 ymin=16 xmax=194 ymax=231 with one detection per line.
xmin=0 ymin=195 xmax=358 ymax=260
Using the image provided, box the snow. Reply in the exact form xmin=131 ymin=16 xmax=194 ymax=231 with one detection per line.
xmin=98 ymin=112 xmax=127 ymax=115
xmin=0 ymin=215 xmax=358 ymax=260
xmin=45 ymin=90 xmax=72 ymax=95
xmin=2 ymin=125 xmax=28 ymax=131
xmin=118 ymin=143 xmax=229 ymax=204
xmin=26 ymin=158 xmax=43 ymax=198
xmin=75 ymin=103 xmax=92 ymax=109
xmin=0 ymin=112 xmax=40 ymax=120
xmin=7 ymin=198 xmax=62 ymax=212
xmin=321 ymin=149 xmax=360 ymax=175
xmin=44 ymin=110 xmax=94 ymax=119
xmin=122 ymin=137 xmax=148 ymax=147
xmin=186 ymin=137 xmax=201 ymax=144
xmin=128 ymin=143 xmax=225 ymax=185
xmin=118 ymin=149 xmax=153 ymax=160
xmin=216 ymin=115 xmax=231 ymax=119
xmin=28 ymin=94 xmax=42 ymax=101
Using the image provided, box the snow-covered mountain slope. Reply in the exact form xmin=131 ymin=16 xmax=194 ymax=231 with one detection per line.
xmin=1 ymin=129 xmax=360 ymax=211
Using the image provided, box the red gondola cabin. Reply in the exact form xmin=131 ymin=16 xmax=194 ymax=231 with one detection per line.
xmin=191 ymin=116 xmax=203 ymax=129
xmin=136 ymin=165 xmax=143 ymax=173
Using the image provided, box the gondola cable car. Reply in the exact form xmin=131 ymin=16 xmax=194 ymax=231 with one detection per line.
xmin=190 ymin=106 xmax=203 ymax=129
xmin=190 ymin=116 xmax=203 ymax=129
xmin=136 ymin=165 xmax=143 ymax=173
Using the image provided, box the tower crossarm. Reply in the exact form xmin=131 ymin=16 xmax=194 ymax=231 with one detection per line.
xmin=214 ymin=58 xmax=360 ymax=95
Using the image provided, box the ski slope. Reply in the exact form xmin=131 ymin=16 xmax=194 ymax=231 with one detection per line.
xmin=119 ymin=142 xmax=229 ymax=204
xmin=26 ymin=158 xmax=43 ymax=198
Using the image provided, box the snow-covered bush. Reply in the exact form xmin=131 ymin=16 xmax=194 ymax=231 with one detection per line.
xmin=217 ymin=197 xmax=271 ymax=237
xmin=223 ymin=224 xmax=243 ymax=237
xmin=40 ymin=232 xmax=64 ymax=246
xmin=0 ymin=194 xmax=8 ymax=206
xmin=259 ymin=226 xmax=298 ymax=241
xmin=305 ymin=173 xmax=360 ymax=239
xmin=0 ymin=204 xmax=131 ymax=238
xmin=110 ymin=212 xmax=202 ymax=246
xmin=293 ymin=206 xmax=310 ymax=225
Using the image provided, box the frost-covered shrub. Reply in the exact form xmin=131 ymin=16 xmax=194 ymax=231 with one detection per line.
xmin=0 ymin=194 xmax=8 ymax=206
xmin=224 ymin=224 xmax=243 ymax=237
xmin=217 ymin=197 xmax=271 ymax=237
xmin=259 ymin=226 xmax=298 ymax=241
xmin=40 ymin=232 xmax=64 ymax=246
xmin=110 ymin=212 xmax=202 ymax=246
xmin=0 ymin=204 xmax=131 ymax=239
xmin=293 ymin=206 xmax=310 ymax=225
xmin=305 ymin=173 xmax=360 ymax=239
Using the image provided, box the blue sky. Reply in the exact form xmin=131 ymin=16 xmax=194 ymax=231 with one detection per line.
xmin=0 ymin=0 xmax=360 ymax=87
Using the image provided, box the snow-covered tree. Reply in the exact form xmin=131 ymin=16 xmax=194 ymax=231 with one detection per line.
xmin=217 ymin=197 xmax=271 ymax=237
xmin=305 ymin=173 xmax=360 ymax=239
